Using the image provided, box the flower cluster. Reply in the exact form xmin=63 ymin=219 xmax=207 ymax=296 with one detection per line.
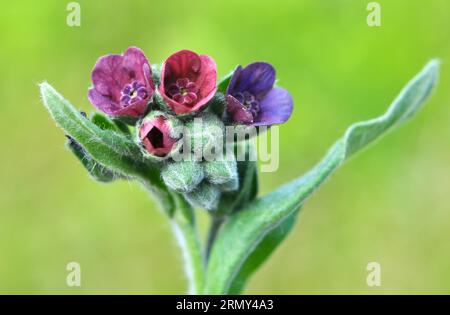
xmin=87 ymin=46 xmax=293 ymax=209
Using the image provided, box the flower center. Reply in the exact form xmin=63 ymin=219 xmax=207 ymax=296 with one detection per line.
xmin=167 ymin=78 xmax=198 ymax=105
xmin=147 ymin=126 xmax=164 ymax=149
xmin=120 ymin=81 xmax=148 ymax=106
xmin=234 ymin=91 xmax=260 ymax=117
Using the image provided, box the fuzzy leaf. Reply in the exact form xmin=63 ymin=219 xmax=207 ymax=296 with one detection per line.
xmin=40 ymin=82 xmax=174 ymax=214
xmin=66 ymin=136 xmax=118 ymax=183
xmin=91 ymin=112 xmax=120 ymax=131
xmin=204 ymin=60 xmax=439 ymax=294
xmin=91 ymin=112 xmax=130 ymax=135
xmin=40 ymin=83 xmax=143 ymax=174
xmin=227 ymin=210 xmax=298 ymax=294
xmin=112 ymin=118 xmax=131 ymax=135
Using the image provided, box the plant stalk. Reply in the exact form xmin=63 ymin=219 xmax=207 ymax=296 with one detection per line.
xmin=171 ymin=193 xmax=205 ymax=294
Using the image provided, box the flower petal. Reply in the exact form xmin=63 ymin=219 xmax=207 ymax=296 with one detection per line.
xmin=226 ymin=95 xmax=254 ymax=124
xmin=91 ymin=54 xmax=124 ymax=99
xmin=159 ymin=50 xmax=217 ymax=114
xmin=88 ymin=46 xmax=154 ymax=117
xmin=122 ymin=46 xmax=154 ymax=89
xmin=187 ymin=82 xmax=197 ymax=93
xmin=177 ymin=78 xmax=189 ymax=88
xmin=185 ymin=92 xmax=198 ymax=104
xmin=88 ymin=88 xmax=121 ymax=115
xmin=226 ymin=65 xmax=243 ymax=95
xmin=112 ymin=98 xmax=150 ymax=117
xmin=228 ymin=62 xmax=275 ymax=97
xmin=196 ymin=54 xmax=217 ymax=97
xmin=254 ymin=88 xmax=293 ymax=126
xmin=162 ymin=50 xmax=201 ymax=83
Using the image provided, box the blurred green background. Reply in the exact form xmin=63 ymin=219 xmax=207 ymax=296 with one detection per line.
xmin=0 ymin=0 xmax=449 ymax=294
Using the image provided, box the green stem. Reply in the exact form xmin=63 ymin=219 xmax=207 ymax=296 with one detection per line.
xmin=171 ymin=193 xmax=205 ymax=294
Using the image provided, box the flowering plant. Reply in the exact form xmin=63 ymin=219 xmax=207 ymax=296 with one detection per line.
xmin=40 ymin=46 xmax=438 ymax=294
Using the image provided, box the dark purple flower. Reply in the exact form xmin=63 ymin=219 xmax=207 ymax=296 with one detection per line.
xmin=88 ymin=46 xmax=155 ymax=117
xmin=226 ymin=62 xmax=293 ymax=126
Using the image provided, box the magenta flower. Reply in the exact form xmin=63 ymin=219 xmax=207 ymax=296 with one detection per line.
xmin=139 ymin=115 xmax=179 ymax=157
xmin=159 ymin=50 xmax=217 ymax=115
xmin=88 ymin=46 xmax=154 ymax=117
xmin=226 ymin=62 xmax=293 ymax=126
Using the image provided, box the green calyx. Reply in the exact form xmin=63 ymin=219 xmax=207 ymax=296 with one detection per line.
xmin=184 ymin=182 xmax=222 ymax=211
xmin=161 ymin=160 xmax=204 ymax=193
xmin=203 ymin=157 xmax=238 ymax=187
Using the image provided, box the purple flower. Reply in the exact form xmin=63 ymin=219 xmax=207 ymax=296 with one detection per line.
xmin=226 ymin=62 xmax=293 ymax=126
xmin=88 ymin=46 xmax=155 ymax=117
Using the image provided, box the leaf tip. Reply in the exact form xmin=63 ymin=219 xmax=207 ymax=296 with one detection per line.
xmin=427 ymin=58 xmax=440 ymax=70
xmin=423 ymin=59 xmax=440 ymax=84
xmin=39 ymin=81 xmax=51 ymax=93
xmin=39 ymin=81 xmax=54 ymax=106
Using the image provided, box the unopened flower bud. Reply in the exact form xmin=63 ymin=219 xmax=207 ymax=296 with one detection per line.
xmin=137 ymin=111 xmax=181 ymax=160
xmin=161 ymin=161 xmax=204 ymax=193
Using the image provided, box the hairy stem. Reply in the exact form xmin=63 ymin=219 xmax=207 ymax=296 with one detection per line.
xmin=171 ymin=193 xmax=205 ymax=294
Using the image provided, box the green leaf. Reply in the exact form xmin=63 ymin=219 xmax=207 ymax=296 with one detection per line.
xmin=91 ymin=112 xmax=120 ymax=132
xmin=227 ymin=210 xmax=298 ymax=294
xmin=204 ymin=60 xmax=440 ymax=294
xmin=40 ymin=82 xmax=174 ymax=214
xmin=41 ymin=83 xmax=141 ymax=173
xmin=217 ymin=71 xmax=234 ymax=93
xmin=66 ymin=137 xmax=118 ymax=183
xmin=91 ymin=112 xmax=131 ymax=135
xmin=112 ymin=118 xmax=131 ymax=135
